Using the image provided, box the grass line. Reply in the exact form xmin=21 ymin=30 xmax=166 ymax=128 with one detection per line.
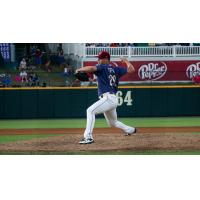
xmin=0 ymin=117 xmax=200 ymax=129
xmin=0 ymin=134 xmax=62 ymax=144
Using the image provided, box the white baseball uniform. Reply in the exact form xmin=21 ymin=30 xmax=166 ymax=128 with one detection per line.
xmin=83 ymin=63 xmax=135 ymax=140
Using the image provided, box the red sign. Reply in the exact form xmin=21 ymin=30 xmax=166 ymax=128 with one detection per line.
xmin=83 ymin=60 xmax=200 ymax=81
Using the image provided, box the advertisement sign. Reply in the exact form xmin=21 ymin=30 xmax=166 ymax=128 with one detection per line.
xmin=84 ymin=60 xmax=200 ymax=81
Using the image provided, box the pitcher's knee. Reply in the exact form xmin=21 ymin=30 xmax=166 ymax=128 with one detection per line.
xmin=87 ymin=107 xmax=94 ymax=115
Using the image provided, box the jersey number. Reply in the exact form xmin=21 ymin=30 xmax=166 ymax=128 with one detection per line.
xmin=116 ymin=91 xmax=133 ymax=106
xmin=109 ymin=75 xmax=116 ymax=87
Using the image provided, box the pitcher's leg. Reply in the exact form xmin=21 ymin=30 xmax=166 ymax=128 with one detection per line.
xmin=84 ymin=97 xmax=116 ymax=140
xmin=104 ymin=109 xmax=135 ymax=134
xmin=83 ymin=105 xmax=96 ymax=139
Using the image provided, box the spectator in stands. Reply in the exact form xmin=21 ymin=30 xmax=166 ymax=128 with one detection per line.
xmin=28 ymin=72 xmax=33 ymax=84
xmin=110 ymin=43 xmax=118 ymax=47
xmin=2 ymin=74 xmax=11 ymax=87
xmin=29 ymin=45 xmax=36 ymax=64
xmin=57 ymin=44 xmax=65 ymax=64
xmin=57 ymin=44 xmax=63 ymax=55
xmin=45 ymin=60 xmax=52 ymax=72
xmin=85 ymin=43 xmax=193 ymax=47
xmin=0 ymin=74 xmax=4 ymax=86
xmin=32 ymin=73 xmax=39 ymax=86
xmin=27 ymin=72 xmax=39 ymax=86
xmin=19 ymin=58 xmax=27 ymax=71
xmin=64 ymin=66 xmax=70 ymax=76
xmin=149 ymin=43 xmax=156 ymax=46
xmin=174 ymin=43 xmax=181 ymax=47
xmin=90 ymin=43 xmax=96 ymax=47
xmin=156 ymin=43 xmax=167 ymax=46
xmin=118 ymin=43 xmax=125 ymax=47
xmin=180 ymin=43 xmax=190 ymax=46
xmin=65 ymin=68 xmax=72 ymax=86
xmin=35 ymin=48 xmax=42 ymax=66
xmin=193 ymin=43 xmax=200 ymax=46
xmin=64 ymin=66 xmax=68 ymax=75
xmin=72 ymin=79 xmax=81 ymax=87
xmin=30 ymin=45 xmax=37 ymax=55
xmin=20 ymin=70 xmax=28 ymax=83
xmin=25 ymin=54 xmax=32 ymax=69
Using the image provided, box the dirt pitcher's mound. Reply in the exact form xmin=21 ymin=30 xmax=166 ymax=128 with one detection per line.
xmin=0 ymin=127 xmax=200 ymax=135
xmin=0 ymin=127 xmax=200 ymax=153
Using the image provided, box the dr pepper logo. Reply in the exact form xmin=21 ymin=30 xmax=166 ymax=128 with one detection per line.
xmin=138 ymin=62 xmax=167 ymax=81
xmin=186 ymin=62 xmax=200 ymax=79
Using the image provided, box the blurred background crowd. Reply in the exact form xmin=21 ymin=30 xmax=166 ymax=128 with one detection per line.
xmin=1 ymin=43 xmax=200 ymax=88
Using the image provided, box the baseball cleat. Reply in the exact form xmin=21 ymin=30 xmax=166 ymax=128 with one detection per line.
xmin=125 ymin=127 xmax=137 ymax=136
xmin=79 ymin=138 xmax=94 ymax=144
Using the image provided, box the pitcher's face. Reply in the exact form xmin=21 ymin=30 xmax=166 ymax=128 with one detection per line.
xmin=98 ymin=58 xmax=110 ymax=65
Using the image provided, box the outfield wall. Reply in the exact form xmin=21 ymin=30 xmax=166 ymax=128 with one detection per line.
xmin=0 ymin=86 xmax=200 ymax=119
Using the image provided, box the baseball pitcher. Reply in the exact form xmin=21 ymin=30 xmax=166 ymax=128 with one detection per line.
xmin=76 ymin=51 xmax=136 ymax=144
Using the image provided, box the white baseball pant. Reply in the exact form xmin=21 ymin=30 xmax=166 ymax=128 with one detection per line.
xmin=84 ymin=92 xmax=134 ymax=139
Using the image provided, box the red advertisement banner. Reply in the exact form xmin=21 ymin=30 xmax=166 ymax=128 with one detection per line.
xmin=84 ymin=60 xmax=200 ymax=81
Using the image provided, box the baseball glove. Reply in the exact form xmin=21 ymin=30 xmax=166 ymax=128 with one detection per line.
xmin=74 ymin=72 xmax=89 ymax=82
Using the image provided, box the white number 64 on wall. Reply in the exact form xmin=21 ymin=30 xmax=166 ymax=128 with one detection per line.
xmin=116 ymin=91 xmax=133 ymax=106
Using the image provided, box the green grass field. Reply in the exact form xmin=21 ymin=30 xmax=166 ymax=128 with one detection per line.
xmin=0 ymin=134 xmax=60 ymax=144
xmin=0 ymin=117 xmax=200 ymax=155
xmin=1 ymin=117 xmax=200 ymax=129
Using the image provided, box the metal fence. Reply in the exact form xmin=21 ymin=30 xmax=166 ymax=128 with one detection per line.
xmin=85 ymin=46 xmax=200 ymax=58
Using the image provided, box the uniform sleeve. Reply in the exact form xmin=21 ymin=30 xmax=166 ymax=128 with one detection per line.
xmin=96 ymin=64 xmax=104 ymax=72
xmin=94 ymin=64 xmax=104 ymax=75
xmin=117 ymin=67 xmax=127 ymax=78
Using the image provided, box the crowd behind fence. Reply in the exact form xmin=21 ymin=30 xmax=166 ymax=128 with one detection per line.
xmin=1 ymin=70 xmax=200 ymax=88
xmin=1 ymin=44 xmax=200 ymax=87
xmin=0 ymin=52 xmax=83 ymax=87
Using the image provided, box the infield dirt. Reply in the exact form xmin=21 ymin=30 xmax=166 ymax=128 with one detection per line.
xmin=0 ymin=127 xmax=200 ymax=153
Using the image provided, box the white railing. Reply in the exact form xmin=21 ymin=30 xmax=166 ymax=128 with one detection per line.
xmin=131 ymin=46 xmax=173 ymax=57
xmin=85 ymin=46 xmax=200 ymax=58
xmin=175 ymin=46 xmax=200 ymax=56
xmin=85 ymin=47 xmax=129 ymax=57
